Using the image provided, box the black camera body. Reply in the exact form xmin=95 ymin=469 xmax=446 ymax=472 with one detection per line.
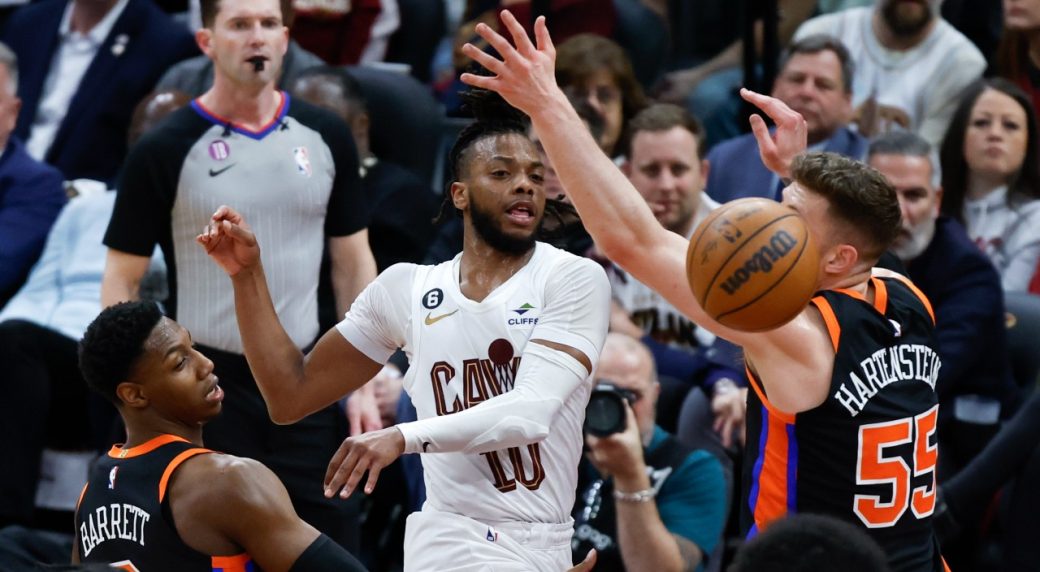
xmin=584 ymin=382 xmax=638 ymax=437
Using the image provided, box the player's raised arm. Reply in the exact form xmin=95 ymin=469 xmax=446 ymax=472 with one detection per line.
xmin=461 ymin=12 xmax=812 ymax=350
xmin=197 ymin=206 xmax=384 ymax=424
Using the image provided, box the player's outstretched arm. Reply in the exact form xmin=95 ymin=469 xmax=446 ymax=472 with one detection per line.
xmin=460 ymin=12 xmax=708 ymax=328
xmin=197 ymin=206 xmax=383 ymax=424
xmin=171 ymin=454 xmax=366 ymax=572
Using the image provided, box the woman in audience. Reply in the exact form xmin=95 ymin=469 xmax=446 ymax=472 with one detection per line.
xmin=996 ymin=0 xmax=1040 ymax=112
xmin=939 ymin=78 xmax=1040 ymax=291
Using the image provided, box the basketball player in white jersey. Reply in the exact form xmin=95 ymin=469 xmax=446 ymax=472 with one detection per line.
xmin=197 ymin=94 xmax=610 ymax=571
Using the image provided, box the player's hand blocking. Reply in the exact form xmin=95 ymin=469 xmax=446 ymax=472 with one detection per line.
xmin=324 ymin=426 xmax=406 ymax=499
xmin=460 ymin=11 xmax=559 ymax=118
xmin=195 ymin=205 xmax=261 ymax=276
xmin=739 ymin=88 xmax=808 ymax=180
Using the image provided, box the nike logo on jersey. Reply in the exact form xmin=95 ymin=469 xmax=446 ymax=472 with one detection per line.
xmin=422 ymin=441 xmax=432 ymax=452
xmin=209 ymin=164 xmax=236 ymax=177
xmin=424 ymin=310 xmax=458 ymax=326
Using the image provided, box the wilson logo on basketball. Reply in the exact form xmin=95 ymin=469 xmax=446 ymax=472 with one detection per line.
xmin=719 ymin=230 xmax=798 ymax=295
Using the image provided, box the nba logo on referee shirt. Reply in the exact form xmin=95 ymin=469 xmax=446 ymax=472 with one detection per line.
xmin=293 ymin=147 xmax=312 ymax=177
xmin=209 ymin=140 xmax=230 ymax=161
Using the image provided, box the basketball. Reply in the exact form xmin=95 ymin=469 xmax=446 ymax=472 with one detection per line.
xmin=686 ymin=198 xmax=820 ymax=332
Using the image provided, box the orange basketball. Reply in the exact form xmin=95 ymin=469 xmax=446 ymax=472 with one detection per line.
xmin=686 ymin=198 xmax=820 ymax=332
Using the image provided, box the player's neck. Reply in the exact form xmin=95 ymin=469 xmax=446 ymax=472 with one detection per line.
xmin=822 ymin=265 xmax=874 ymax=298
xmin=458 ymin=240 xmax=536 ymax=303
xmin=122 ymin=417 xmax=204 ymax=450
xmin=199 ymin=81 xmax=282 ymax=132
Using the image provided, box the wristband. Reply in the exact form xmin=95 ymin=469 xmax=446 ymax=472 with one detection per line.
xmin=613 ymin=487 xmax=657 ymax=503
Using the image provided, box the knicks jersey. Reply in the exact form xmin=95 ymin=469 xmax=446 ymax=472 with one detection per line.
xmin=338 ymin=242 xmax=610 ymax=524
xmin=742 ymin=276 xmax=944 ymax=572
xmin=76 ymin=435 xmax=256 ymax=572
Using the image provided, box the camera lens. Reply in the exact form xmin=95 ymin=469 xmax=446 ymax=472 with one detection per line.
xmin=584 ymin=385 xmax=628 ymax=437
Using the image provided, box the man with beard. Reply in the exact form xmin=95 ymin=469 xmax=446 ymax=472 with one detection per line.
xmin=867 ymin=131 xmax=1018 ymax=484
xmin=705 ymin=34 xmax=867 ymax=204
xmin=196 ymin=92 xmax=610 ymax=571
xmin=795 ymin=0 xmax=985 ymax=148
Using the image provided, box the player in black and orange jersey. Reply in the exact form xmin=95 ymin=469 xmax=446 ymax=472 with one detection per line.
xmin=73 ymin=301 xmax=366 ymax=572
xmin=463 ymin=12 xmax=948 ymax=572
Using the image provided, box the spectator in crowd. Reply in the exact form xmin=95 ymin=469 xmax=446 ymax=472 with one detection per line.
xmin=655 ymin=0 xmax=819 ymax=148
xmin=74 ymin=301 xmax=369 ymax=571
xmin=291 ymin=0 xmax=399 ymax=66
xmin=0 ymin=41 xmax=66 ymax=310
xmin=867 ymin=131 xmax=1018 ymax=476
xmin=0 ymin=89 xmax=184 ymax=531
xmin=290 ymin=66 xmax=437 ymax=272
xmin=939 ymin=78 xmax=1040 ymax=292
xmin=572 ymin=333 xmax=727 ymax=572
xmin=795 ymin=0 xmax=986 ymax=147
xmin=0 ymin=0 xmax=197 ymax=184
xmin=728 ymin=513 xmax=891 ymax=572
xmin=705 ymin=35 xmax=866 ymax=205
xmin=100 ymin=0 xmax=377 ymax=552
xmin=555 ymin=33 xmax=646 ymax=158
xmin=156 ymin=0 xmax=324 ymax=97
xmin=604 ymin=103 xmax=744 ymax=453
xmin=997 ymin=0 xmax=1040 ymax=113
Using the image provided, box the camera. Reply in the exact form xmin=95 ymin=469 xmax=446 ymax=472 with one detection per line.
xmin=584 ymin=382 xmax=638 ymax=437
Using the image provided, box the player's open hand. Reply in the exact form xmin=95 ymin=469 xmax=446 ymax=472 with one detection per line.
xmin=712 ymin=386 xmax=748 ymax=449
xmin=324 ymin=426 xmax=405 ymax=499
xmin=460 ymin=11 xmax=561 ymax=117
xmin=196 ymin=205 xmax=260 ymax=277
xmin=740 ymin=88 xmax=808 ymax=180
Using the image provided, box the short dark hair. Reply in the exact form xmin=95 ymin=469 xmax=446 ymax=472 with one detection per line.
xmin=779 ymin=34 xmax=855 ymax=94
xmin=621 ymin=103 xmax=707 ymax=161
xmin=729 ymin=514 xmax=890 ymax=572
xmin=939 ymin=78 xmax=1040 ymax=224
xmin=433 ymin=89 xmax=530 ymax=223
xmin=79 ymin=302 xmax=164 ymax=405
xmin=791 ymin=152 xmax=901 ymax=261
xmin=293 ymin=65 xmax=367 ymax=111
xmin=867 ymin=131 xmax=940 ymax=187
xmin=200 ymin=0 xmax=294 ymax=28
xmin=555 ymin=34 xmax=646 ymax=152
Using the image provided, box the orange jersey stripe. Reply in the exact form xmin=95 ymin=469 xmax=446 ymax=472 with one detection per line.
xmin=752 ymin=410 xmax=794 ymax=531
xmin=158 ymin=448 xmax=212 ymax=503
xmin=108 ymin=434 xmax=189 ymax=460
xmin=211 ymin=553 xmax=254 ymax=572
xmin=811 ymin=296 xmax=841 ymax=352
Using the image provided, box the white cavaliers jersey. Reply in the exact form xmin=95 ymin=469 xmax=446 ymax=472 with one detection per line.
xmin=337 ymin=242 xmax=610 ymax=524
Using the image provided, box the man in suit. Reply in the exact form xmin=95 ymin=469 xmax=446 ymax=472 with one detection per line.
xmin=705 ymin=34 xmax=867 ymax=204
xmin=0 ymin=41 xmax=65 ymax=310
xmin=867 ymin=131 xmax=1018 ymax=477
xmin=0 ymin=0 xmax=197 ymax=184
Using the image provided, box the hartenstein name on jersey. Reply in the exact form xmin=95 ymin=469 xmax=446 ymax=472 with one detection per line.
xmin=835 ymin=343 xmax=941 ymax=417
xmin=80 ymin=502 xmax=151 ymax=557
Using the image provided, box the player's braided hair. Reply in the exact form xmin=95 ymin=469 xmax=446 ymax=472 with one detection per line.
xmin=433 ymin=89 xmax=580 ymax=237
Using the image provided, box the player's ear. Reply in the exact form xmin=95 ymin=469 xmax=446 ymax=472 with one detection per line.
xmin=116 ymin=382 xmax=149 ymax=409
xmin=195 ymin=28 xmax=213 ymax=57
xmin=824 ymin=243 xmax=859 ymax=276
xmin=450 ymin=182 xmax=469 ymax=211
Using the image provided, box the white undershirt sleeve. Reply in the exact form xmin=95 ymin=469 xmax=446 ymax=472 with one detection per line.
xmin=395 ymin=257 xmax=611 ymax=454
xmin=396 ymin=342 xmax=588 ymax=454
